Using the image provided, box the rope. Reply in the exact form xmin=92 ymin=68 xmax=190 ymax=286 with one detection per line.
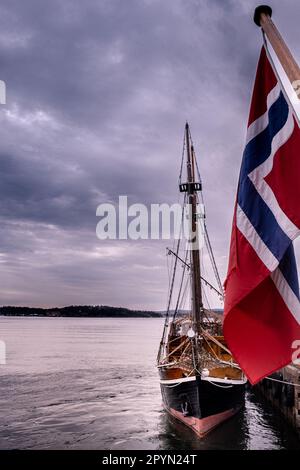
xmin=178 ymin=129 xmax=186 ymax=185
xmin=157 ymin=217 xmax=183 ymax=363
xmin=200 ymin=328 xmax=232 ymax=356
xmin=265 ymin=376 xmax=300 ymax=387
xmin=163 ymin=368 xmax=195 ymax=388
xmin=201 ymin=257 xmax=212 ymax=313
xmin=162 ymin=369 xmax=300 ymax=389
xmin=189 ymin=134 xmax=224 ymax=300
xmin=202 ymin=333 xmax=221 ymax=360
xmin=178 ymin=274 xmax=190 ymax=312
xmin=202 ymin=379 xmax=233 ymax=389
xmin=201 ymin=334 xmax=241 ymax=371
xmin=166 ymin=249 xmax=172 ymax=303
xmin=173 ymin=249 xmax=189 ymax=320
xmin=163 ymin=382 xmax=184 ymax=389
xmin=203 ymin=224 xmax=224 ymax=300
xmin=160 ymin=338 xmax=190 ymax=363
xmin=195 ymin=367 xmax=234 ymax=388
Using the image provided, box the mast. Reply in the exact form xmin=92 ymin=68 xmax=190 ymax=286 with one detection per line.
xmin=185 ymin=123 xmax=203 ymax=334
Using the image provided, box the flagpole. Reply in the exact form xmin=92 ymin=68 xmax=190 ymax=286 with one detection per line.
xmin=262 ymin=32 xmax=300 ymax=131
xmin=254 ymin=5 xmax=300 ymax=99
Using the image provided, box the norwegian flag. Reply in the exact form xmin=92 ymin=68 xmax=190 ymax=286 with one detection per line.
xmin=224 ymin=46 xmax=300 ymax=385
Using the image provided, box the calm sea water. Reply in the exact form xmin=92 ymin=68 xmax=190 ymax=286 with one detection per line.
xmin=0 ymin=316 xmax=299 ymax=450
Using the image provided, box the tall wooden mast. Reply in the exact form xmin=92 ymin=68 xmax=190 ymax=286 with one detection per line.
xmin=185 ymin=123 xmax=203 ymax=334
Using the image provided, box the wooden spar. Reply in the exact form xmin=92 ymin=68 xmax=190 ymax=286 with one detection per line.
xmin=254 ymin=5 xmax=300 ymax=99
xmin=185 ymin=123 xmax=203 ymax=334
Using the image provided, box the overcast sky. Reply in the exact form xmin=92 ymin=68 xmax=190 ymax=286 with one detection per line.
xmin=1 ymin=0 xmax=300 ymax=310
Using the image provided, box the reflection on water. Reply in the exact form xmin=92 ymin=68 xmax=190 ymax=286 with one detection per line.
xmin=157 ymin=389 xmax=300 ymax=450
xmin=0 ymin=317 xmax=299 ymax=449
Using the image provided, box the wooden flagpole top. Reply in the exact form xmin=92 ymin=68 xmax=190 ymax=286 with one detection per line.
xmin=253 ymin=5 xmax=300 ymax=99
xmin=254 ymin=5 xmax=272 ymax=26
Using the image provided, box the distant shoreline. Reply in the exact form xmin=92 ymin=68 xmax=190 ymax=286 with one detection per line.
xmin=0 ymin=305 xmax=164 ymax=318
xmin=0 ymin=305 xmax=223 ymax=318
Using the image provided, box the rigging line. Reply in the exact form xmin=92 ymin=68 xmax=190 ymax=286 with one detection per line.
xmin=200 ymin=327 xmax=232 ymax=355
xmin=165 ymin=252 xmax=173 ymax=316
xmin=202 ymin=283 xmax=211 ymax=312
xmin=202 ymin=221 xmax=224 ymax=299
xmin=265 ymin=376 xmax=300 ymax=387
xmin=166 ymin=200 xmax=186 ymax=307
xmin=195 ymin=239 xmax=212 ymax=323
xmin=167 ymin=248 xmax=190 ymax=269
xmin=170 ymin=188 xmax=185 ymax=272
xmin=167 ymin=247 xmax=223 ymax=298
xmin=189 ymin=140 xmax=223 ymax=299
xmin=171 ymin=191 xmax=185 ymax=263
xmin=165 ymin=254 xmax=172 ymax=321
xmin=193 ymin=147 xmax=203 ymax=187
xmin=173 ymin=249 xmax=189 ymax=320
xmin=178 ymin=274 xmax=190 ymax=312
xmin=200 ymin=219 xmax=218 ymax=287
xmin=166 ymin=248 xmax=172 ymax=300
xmin=203 ymin=342 xmax=242 ymax=370
xmin=202 ymin=380 xmax=233 ymax=389
xmin=204 ymin=225 xmax=223 ymax=297
xmin=198 ymin=253 xmax=211 ymax=322
xmin=176 ymin=261 xmax=190 ymax=317
xmin=187 ymin=125 xmax=195 ymax=153
xmin=163 ymin=203 xmax=185 ymax=318
xmin=160 ymin=338 xmax=190 ymax=363
xmin=161 ymin=338 xmax=192 ymax=366
xmin=199 ymin=244 xmax=207 ymax=302
xmin=194 ymin=368 xmax=234 ymax=388
xmin=157 ymin=246 xmax=177 ymax=363
xmin=162 ymin=368 xmax=195 ymax=388
xmin=179 ymin=339 xmax=192 ymax=358
xmin=201 ymin=333 xmax=234 ymax=367
xmin=179 ymin=128 xmax=186 ymax=185
xmin=201 ymin=300 xmax=211 ymax=325
xmin=167 ymin=208 xmax=181 ymax=310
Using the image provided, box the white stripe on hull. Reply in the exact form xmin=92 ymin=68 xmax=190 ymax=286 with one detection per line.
xmin=159 ymin=376 xmax=196 ymax=385
xmin=159 ymin=375 xmax=246 ymax=386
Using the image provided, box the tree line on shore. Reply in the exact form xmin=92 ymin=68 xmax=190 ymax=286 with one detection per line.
xmin=0 ymin=305 xmax=164 ymax=318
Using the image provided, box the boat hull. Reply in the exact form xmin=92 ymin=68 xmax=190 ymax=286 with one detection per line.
xmin=160 ymin=375 xmax=245 ymax=437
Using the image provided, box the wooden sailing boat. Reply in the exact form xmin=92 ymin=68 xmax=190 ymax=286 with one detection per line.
xmin=157 ymin=123 xmax=246 ymax=438
xmin=157 ymin=3 xmax=300 ymax=439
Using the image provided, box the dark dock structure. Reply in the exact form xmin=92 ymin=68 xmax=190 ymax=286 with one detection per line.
xmin=255 ymin=364 xmax=300 ymax=437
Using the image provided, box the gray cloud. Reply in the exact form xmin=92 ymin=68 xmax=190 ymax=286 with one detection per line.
xmin=0 ymin=0 xmax=300 ymax=309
